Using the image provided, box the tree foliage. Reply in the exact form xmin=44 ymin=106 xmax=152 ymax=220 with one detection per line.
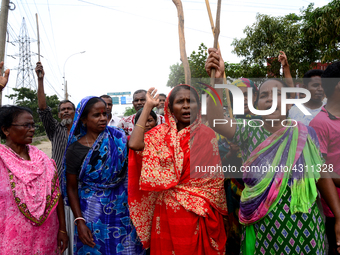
xmin=167 ymin=63 xmax=185 ymax=88
xmin=123 ymin=106 xmax=136 ymax=116
xmin=301 ymin=1 xmax=340 ymax=63
xmin=232 ymin=0 xmax=340 ymax=77
xmin=167 ymin=43 xmax=266 ymax=91
xmin=6 ymin=88 xmax=60 ymax=136
xmin=232 ymin=13 xmax=306 ymax=77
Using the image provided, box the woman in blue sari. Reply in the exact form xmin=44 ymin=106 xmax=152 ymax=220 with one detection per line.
xmin=63 ymin=96 xmax=144 ymax=255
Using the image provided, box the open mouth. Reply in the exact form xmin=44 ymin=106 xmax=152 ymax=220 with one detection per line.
xmin=182 ymin=113 xmax=190 ymax=118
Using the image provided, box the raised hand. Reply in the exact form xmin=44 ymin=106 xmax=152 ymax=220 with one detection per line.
xmin=278 ymin=51 xmax=289 ymax=67
xmin=205 ymin=48 xmax=225 ymax=79
xmin=35 ymin=61 xmax=45 ymax=79
xmin=146 ymin=87 xmax=160 ymax=108
xmin=0 ymin=61 xmax=10 ymax=90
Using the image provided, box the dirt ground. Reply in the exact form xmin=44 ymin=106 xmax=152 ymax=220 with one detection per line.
xmin=35 ymin=140 xmax=52 ymax=158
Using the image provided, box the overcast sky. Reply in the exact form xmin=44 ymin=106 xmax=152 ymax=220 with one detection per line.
xmin=2 ymin=0 xmax=330 ymax=115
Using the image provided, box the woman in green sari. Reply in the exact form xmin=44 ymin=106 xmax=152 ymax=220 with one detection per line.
xmin=205 ymin=48 xmax=340 ymax=254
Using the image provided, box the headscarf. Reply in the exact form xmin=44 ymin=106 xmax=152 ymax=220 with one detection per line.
xmin=0 ymin=144 xmax=60 ymax=225
xmin=231 ymin=78 xmax=262 ymax=120
xmin=128 ymin=84 xmax=227 ymax=248
xmin=232 ymin=78 xmax=258 ymax=91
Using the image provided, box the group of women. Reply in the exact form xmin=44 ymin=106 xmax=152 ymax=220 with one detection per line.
xmin=0 ymin=56 xmax=227 ymax=255
xmin=1 ymin=44 xmax=340 ymax=255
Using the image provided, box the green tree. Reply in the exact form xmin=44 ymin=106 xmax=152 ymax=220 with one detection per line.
xmin=166 ymin=63 xmax=185 ymax=88
xmin=232 ymin=13 xmax=307 ymax=77
xmin=6 ymin=87 xmax=60 ymax=136
xmin=124 ymin=106 xmax=136 ymax=116
xmin=232 ymin=1 xmax=340 ymax=76
xmin=167 ymin=43 xmax=267 ymax=91
xmin=225 ymin=62 xmax=267 ymax=84
xmin=167 ymin=43 xmax=210 ymax=91
xmin=301 ymin=1 xmax=340 ymax=63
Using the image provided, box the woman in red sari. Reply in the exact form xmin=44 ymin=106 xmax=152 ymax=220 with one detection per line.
xmin=128 ymin=85 xmax=227 ymax=255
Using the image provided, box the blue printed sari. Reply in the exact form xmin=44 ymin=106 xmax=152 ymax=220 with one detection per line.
xmin=62 ymin=96 xmax=144 ymax=255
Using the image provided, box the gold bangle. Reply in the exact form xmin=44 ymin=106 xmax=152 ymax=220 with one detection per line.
xmin=136 ymin=124 xmax=145 ymax=130
xmin=0 ymin=83 xmax=4 ymax=88
xmin=59 ymin=229 xmax=67 ymax=234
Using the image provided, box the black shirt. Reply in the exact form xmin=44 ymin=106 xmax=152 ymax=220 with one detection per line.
xmin=65 ymin=141 xmax=90 ymax=175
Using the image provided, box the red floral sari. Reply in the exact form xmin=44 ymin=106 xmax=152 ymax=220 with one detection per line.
xmin=128 ymin=85 xmax=227 ymax=255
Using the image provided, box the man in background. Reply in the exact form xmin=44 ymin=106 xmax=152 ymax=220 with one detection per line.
xmin=36 ymin=62 xmax=75 ymax=255
xmin=310 ymin=62 xmax=340 ymax=255
xmin=154 ymin=93 xmax=166 ymax=115
xmin=289 ymin=69 xmax=324 ymax=125
xmin=100 ymin=95 xmax=121 ymax=127
xmin=118 ymin=89 xmax=165 ymax=135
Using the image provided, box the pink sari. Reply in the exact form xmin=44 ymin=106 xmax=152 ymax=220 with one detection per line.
xmin=0 ymin=144 xmax=60 ymax=254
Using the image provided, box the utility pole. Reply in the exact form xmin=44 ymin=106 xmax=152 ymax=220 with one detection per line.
xmin=65 ymin=80 xmax=68 ymax=100
xmin=0 ymin=0 xmax=10 ymax=106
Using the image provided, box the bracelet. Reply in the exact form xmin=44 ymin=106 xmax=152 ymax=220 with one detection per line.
xmin=136 ymin=124 xmax=145 ymax=130
xmin=74 ymin=217 xmax=86 ymax=225
xmin=59 ymin=229 xmax=67 ymax=234
xmin=0 ymin=83 xmax=4 ymax=88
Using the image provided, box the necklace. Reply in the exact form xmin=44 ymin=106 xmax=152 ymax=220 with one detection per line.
xmin=85 ymin=136 xmax=91 ymax=147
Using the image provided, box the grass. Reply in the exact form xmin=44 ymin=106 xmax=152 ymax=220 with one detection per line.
xmin=31 ymin=140 xmax=42 ymax=146
xmin=31 ymin=137 xmax=49 ymax=146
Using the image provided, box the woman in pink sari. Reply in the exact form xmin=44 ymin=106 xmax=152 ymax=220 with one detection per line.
xmin=0 ymin=63 xmax=68 ymax=254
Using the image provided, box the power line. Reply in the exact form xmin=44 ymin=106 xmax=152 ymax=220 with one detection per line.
xmin=32 ymin=0 xmax=62 ymax=79
xmin=181 ymin=0 xmax=302 ymax=10
xmin=77 ymin=0 xmax=234 ymax=39
xmin=45 ymin=76 xmax=62 ymax=98
xmin=16 ymin=0 xmax=63 ymax=96
xmin=15 ymin=18 xmax=37 ymax=90
xmin=19 ymin=0 xmax=37 ymax=38
xmin=46 ymin=0 xmax=62 ymax=76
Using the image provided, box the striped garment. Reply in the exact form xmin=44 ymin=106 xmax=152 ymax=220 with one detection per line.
xmin=38 ymin=107 xmax=68 ymax=181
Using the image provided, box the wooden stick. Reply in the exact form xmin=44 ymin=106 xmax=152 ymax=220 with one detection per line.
xmin=205 ymin=0 xmax=233 ymax=118
xmin=35 ymin=13 xmax=41 ymax=78
xmin=172 ymin=0 xmax=191 ymax=85
xmin=209 ymin=0 xmax=221 ymax=89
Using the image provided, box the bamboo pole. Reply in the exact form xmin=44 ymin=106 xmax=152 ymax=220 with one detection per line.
xmin=205 ymin=0 xmax=233 ymax=118
xmin=35 ymin=13 xmax=42 ymax=78
xmin=172 ymin=0 xmax=191 ymax=85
